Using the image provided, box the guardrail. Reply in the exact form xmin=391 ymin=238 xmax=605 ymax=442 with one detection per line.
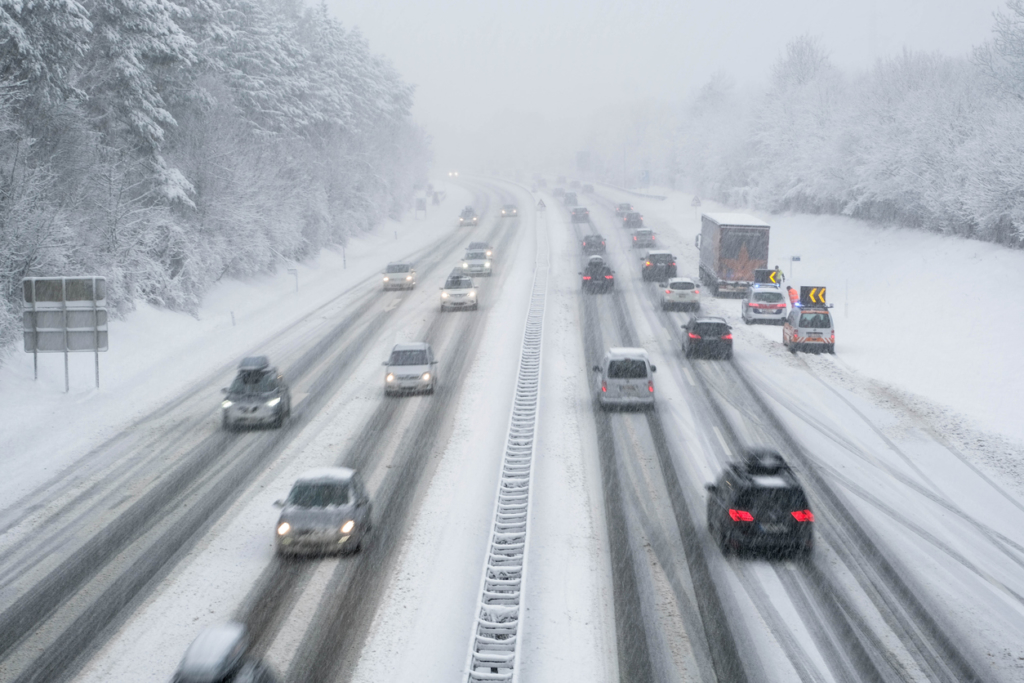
xmin=463 ymin=261 xmax=547 ymax=683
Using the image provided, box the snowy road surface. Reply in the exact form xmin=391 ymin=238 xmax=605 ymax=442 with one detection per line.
xmin=0 ymin=178 xmax=1021 ymax=682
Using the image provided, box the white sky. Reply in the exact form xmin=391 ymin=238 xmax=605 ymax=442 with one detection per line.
xmin=327 ymin=0 xmax=1006 ymax=169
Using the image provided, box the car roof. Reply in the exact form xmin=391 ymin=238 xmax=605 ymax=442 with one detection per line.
xmin=693 ymin=316 xmax=728 ymax=325
xmin=446 ymin=275 xmax=473 ymax=285
xmin=178 ymin=623 xmax=246 ymax=679
xmin=391 ymin=342 xmax=430 ymax=352
xmin=467 ymin=242 xmax=489 ymax=248
xmin=798 ymin=307 xmax=831 ymax=314
xmin=238 ymin=356 xmax=270 ymax=371
xmin=646 ymin=250 xmax=671 ymax=255
xmin=295 ymin=467 xmax=355 ymax=483
xmin=668 ymin=277 xmax=695 ymax=284
xmin=750 ymin=282 xmax=780 ymax=289
xmin=606 ymin=347 xmax=650 ymax=360
xmin=583 ymin=234 xmax=603 ymax=239
xmin=386 ymin=261 xmax=411 ymax=268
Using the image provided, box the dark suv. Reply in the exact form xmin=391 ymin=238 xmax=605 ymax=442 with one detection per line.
xmin=221 ymin=356 xmax=291 ymax=430
xmin=682 ymin=317 xmax=733 ymax=359
xmin=581 ymin=256 xmax=614 ymax=293
xmin=623 ymin=211 xmax=643 ymax=228
xmin=705 ymin=450 xmax=814 ymax=557
xmin=582 ymin=234 xmax=606 ymax=254
xmin=641 ymin=250 xmax=676 ymax=281
xmin=571 ymin=206 xmax=590 ymax=223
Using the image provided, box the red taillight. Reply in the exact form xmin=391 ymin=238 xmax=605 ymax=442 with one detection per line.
xmin=601 ymin=241 xmax=605 ymax=245
xmin=582 ymin=276 xmax=591 ymax=280
xmin=648 ymin=381 xmax=654 ymax=393
xmin=633 ymin=236 xmax=637 ymax=240
xmin=694 ymin=290 xmax=700 ymax=294
xmin=748 ymin=302 xmax=759 ymax=308
xmin=830 ymin=333 xmax=835 ymax=342
xmin=774 ymin=303 xmax=787 ymax=309
xmin=721 ymin=334 xmax=733 ymax=340
xmin=605 ymin=274 xmax=614 ymax=279
xmin=671 ymin=262 xmax=676 ymax=266
xmin=601 ymin=382 xmax=607 ymax=392
xmin=791 ymin=510 xmax=814 ymax=522
xmin=729 ymin=509 xmax=754 ymax=522
xmin=645 ymin=261 xmax=651 ymax=266
xmin=665 ymin=289 xmax=672 ymax=294
xmin=688 ymin=332 xmax=701 ymax=339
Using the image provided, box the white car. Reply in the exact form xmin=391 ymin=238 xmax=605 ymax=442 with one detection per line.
xmin=741 ymin=283 xmax=787 ymax=324
xmin=383 ymin=342 xmax=437 ymax=395
xmin=592 ymin=347 xmax=657 ymax=410
xmin=440 ymin=274 xmax=478 ymax=311
xmin=660 ymin=277 xmax=700 ymax=311
xmin=462 ymin=249 xmax=492 ymax=276
xmin=382 ymin=262 xmax=416 ymax=290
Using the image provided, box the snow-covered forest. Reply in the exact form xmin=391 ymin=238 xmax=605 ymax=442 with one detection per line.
xmin=586 ymin=2 xmax=1024 ymax=251
xmin=0 ymin=0 xmax=428 ymax=352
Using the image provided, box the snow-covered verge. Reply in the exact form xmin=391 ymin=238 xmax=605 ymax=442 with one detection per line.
xmin=612 ymin=186 xmax=1024 ymax=491
xmin=0 ymin=184 xmax=472 ymax=508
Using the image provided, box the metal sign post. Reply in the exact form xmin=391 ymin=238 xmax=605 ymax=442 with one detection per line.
xmin=790 ymin=255 xmax=801 ymax=280
xmin=23 ymin=276 xmax=108 ymax=392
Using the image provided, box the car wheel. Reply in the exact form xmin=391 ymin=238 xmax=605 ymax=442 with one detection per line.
xmin=743 ymin=317 xmax=752 ymax=325
xmin=828 ymin=344 xmax=836 ymax=355
xmin=222 ymin=413 xmax=233 ymax=432
xmin=273 ymin=411 xmax=285 ymax=429
xmin=661 ymin=302 xmax=668 ymax=311
xmin=684 ymin=346 xmax=693 ymax=359
xmin=472 ymin=304 xmax=479 ymax=311
xmin=725 ymin=351 xmax=733 ymax=361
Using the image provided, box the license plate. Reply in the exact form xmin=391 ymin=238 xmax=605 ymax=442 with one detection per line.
xmin=761 ymin=523 xmax=787 ymax=533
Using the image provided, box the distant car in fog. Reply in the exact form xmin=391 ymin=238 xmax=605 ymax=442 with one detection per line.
xmin=571 ymin=206 xmax=590 ymax=223
xmin=581 ymin=256 xmax=614 ymax=294
xmin=593 ymin=347 xmax=656 ymax=410
xmin=552 ymin=187 xmax=565 ymax=198
xmin=448 ymin=171 xmax=459 ymax=178
xmin=467 ymin=241 xmax=493 ymax=259
xmin=563 ymin=191 xmax=578 ymax=206
xmin=614 ymin=203 xmax=633 ymax=217
xmin=706 ymin=450 xmax=814 ymax=557
xmin=274 ymin=467 xmax=372 ymax=556
xmin=661 ymin=277 xmax=700 ymax=311
xmin=582 ymin=183 xmax=594 ymax=193
xmin=221 ymin=357 xmax=291 ymax=430
xmin=459 ymin=206 xmax=478 ymax=226
xmin=581 ymin=234 xmax=606 ymax=254
xmin=382 ymin=262 xmax=415 ymax=290
xmin=174 ymin=622 xmax=281 ymax=683
xmin=501 ymin=204 xmax=518 ymax=217
xmin=682 ymin=316 xmax=733 ymax=360
xmin=441 ymin=274 xmax=478 ymax=311
xmin=631 ymin=227 xmax=655 ymax=248
xmin=623 ymin=211 xmax=643 ymax=228
xmin=383 ymin=342 xmax=437 ymax=395
xmin=641 ymin=250 xmax=676 ymax=281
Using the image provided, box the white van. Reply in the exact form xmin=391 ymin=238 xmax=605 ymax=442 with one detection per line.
xmin=592 ymin=347 xmax=657 ymax=410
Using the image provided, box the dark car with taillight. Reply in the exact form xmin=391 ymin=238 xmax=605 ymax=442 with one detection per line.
xmin=614 ymin=203 xmax=633 ymax=217
xmin=641 ymin=250 xmax=676 ymax=281
xmin=705 ymin=449 xmax=814 ymax=557
xmin=582 ymin=234 xmax=606 ymax=254
xmin=571 ymin=206 xmax=590 ymax=223
xmin=682 ymin=316 xmax=733 ymax=359
xmin=581 ymin=256 xmax=614 ymax=293
xmin=623 ymin=211 xmax=643 ymax=228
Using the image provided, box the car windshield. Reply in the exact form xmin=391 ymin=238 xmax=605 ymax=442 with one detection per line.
xmin=466 ymin=252 xmax=487 ymax=260
xmin=799 ymin=312 xmax=832 ymax=328
xmin=386 ymin=264 xmax=410 ymax=273
xmin=735 ymin=488 xmax=808 ymax=514
xmin=618 ymin=204 xmax=631 ymax=210
xmin=649 ymin=254 xmax=674 ymax=264
xmin=670 ymin=281 xmax=694 ymax=290
xmin=228 ymin=370 xmax=276 ymax=394
xmin=694 ymin=323 xmax=730 ymax=337
xmin=635 ymin=230 xmax=652 ymax=237
xmin=389 ymin=350 xmax=428 ymax=365
xmin=446 ymin=278 xmax=473 ymax=289
xmin=468 ymin=243 xmax=488 ymax=249
xmin=607 ymin=359 xmax=649 ymax=379
xmin=287 ymin=481 xmax=351 ymax=508
xmin=754 ymin=291 xmax=783 ymax=302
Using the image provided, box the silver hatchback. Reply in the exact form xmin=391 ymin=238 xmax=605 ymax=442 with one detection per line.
xmin=593 ymin=347 xmax=657 ymax=410
xmin=274 ymin=468 xmax=372 ymax=556
xmin=741 ymin=284 xmax=787 ymax=324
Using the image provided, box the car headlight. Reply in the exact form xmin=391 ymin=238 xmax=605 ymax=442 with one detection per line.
xmin=221 ymin=400 xmax=233 ymax=409
xmin=486 ymin=251 xmax=492 ymax=257
xmin=422 ymin=372 xmax=431 ymax=381
xmin=441 ymin=292 xmax=449 ymax=298
xmin=406 ymin=275 xmax=412 ymax=280
xmin=502 ymin=210 xmax=506 ymax=214
xmin=462 ymin=262 xmax=468 ymax=268
xmin=277 ymin=522 xmax=291 ymax=536
xmin=468 ymin=291 xmax=476 ymax=297
xmin=459 ymin=218 xmax=464 ymax=222
xmin=386 ymin=373 xmax=395 ymax=382
xmin=484 ymin=261 xmax=491 ymax=268
xmin=341 ymin=520 xmax=355 ymax=534
xmin=383 ymin=276 xmax=389 ymax=281
xmin=266 ymin=397 xmax=281 ymax=407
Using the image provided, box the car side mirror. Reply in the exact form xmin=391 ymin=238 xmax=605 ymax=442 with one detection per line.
xmin=431 ymin=360 xmax=438 ymax=364
xmin=704 ymin=484 xmax=717 ymax=493
xmin=694 ymin=235 xmax=702 ymax=248
xmin=592 ymin=365 xmax=601 ymax=372
xmin=658 ymin=283 xmax=666 ymax=288
xmin=651 ymin=365 xmax=657 ymax=372
xmin=273 ymin=499 xmax=284 ymax=508
xmin=221 ymin=388 xmax=228 ymax=394
xmin=381 ymin=361 xmax=388 ymax=366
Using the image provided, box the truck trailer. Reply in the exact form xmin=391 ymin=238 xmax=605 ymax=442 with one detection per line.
xmin=695 ymin=213 xmax=770 ymax=296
